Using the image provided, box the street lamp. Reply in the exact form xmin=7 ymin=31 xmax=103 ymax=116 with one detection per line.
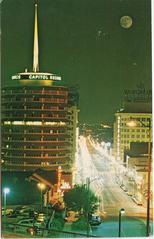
xmin=37 ymin=183 xmax=46 ymax=211
xmin=126 ymin=117 xmax=152 ymax=237
xmin=118 ymin=208 xmax=125 ymax=237
xmin=86 ymin=177 xmax=90 ymax=237
xmin=86 ymin=176 xmax=103 ymax=237
xmin=3 ymin=188 xmax=10 ymax=218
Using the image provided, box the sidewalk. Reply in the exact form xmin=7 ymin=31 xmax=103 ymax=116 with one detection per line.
xmin=64 ymin=222 xmax=85 ymax=233
xmin=1 ymin=232 xmax=27 ymax=238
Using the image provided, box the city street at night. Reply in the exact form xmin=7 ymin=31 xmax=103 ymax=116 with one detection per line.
xmin=76 ymin=136 xmax=145 ymax=216
xmin=74 ymin=136 xmax=153 ymax=236
xmin=1 ymin=0 xmax=153 ymax=238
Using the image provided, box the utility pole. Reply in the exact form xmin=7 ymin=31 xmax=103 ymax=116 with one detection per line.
xmin=146 ymin=118 xmax=151 ymax=237
xmin=86 ymin=177 xmax=90 ymax=237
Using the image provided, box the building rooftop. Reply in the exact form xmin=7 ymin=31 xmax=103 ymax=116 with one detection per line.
xmin=118 ymin=102 xmax=152 ymax=113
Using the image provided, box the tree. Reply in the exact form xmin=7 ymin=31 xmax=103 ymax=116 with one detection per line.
xmin=64 ymin=184 xmax=99 ymax=216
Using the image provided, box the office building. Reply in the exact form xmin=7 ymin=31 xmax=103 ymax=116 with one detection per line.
xmin=113 ymin=88 xmax=152 ymax=162
xmin=1 ymin=4 xmax=79 ymax=173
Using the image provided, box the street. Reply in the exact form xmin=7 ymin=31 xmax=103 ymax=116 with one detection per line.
xmin=74 ymin=136 xmax=152 ymax=236
xmin=75 ymin=136 xmax=146 ymax=217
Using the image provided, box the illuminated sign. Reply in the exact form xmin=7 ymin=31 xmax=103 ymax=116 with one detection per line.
xmin=12 ymin=73 xmax=61 ymax=81
xmin=124 ymin=83 xmax=152 ymax=102
xmin=60 ymin=182 xmax=71 ymax=190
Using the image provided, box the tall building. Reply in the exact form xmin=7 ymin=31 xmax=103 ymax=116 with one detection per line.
xmin=1 ymin=4 xmax=79 ymax=173
xmin=113 ymin=86 xmax=152 ymax=162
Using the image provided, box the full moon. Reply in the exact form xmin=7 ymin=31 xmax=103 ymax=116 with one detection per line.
xmin=120 ymin=16 xmax=133 ymax=29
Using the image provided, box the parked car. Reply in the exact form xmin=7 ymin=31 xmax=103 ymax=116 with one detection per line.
xmin=121 ymin=186 xmax=128 ymax=192
xmin=9 ymin=207 xmax=37 ymax=219
xmin=65 ymin=211 xmax=79 ymax=222
xmin=13 ymin=218 xmax=35 ymax=233
xmin=89 ymin=214 xmax=102 ymax=226
xmin=2 ymin=208 xmax=13 ymax=216
xmin=14 ymin=218 xmax=43 ymax=234
xmin=132 ymin=197 xmax=143 ymax=206
xmin=127 ymin=191 xmax=133 ymax=196
xmin=36 ymin=213 xmax=48 ymax=222
xmin=120 ymin=184 xmax=124 ymax=188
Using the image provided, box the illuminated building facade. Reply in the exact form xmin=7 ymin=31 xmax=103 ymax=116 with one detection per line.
xmin=113 ymin=86 xmax=152 ymax=162
xmin=113 ymin=111 xmax=152 ymax=161
xmin=2 ymin=83 xmax=78 ymax=171
xmin=1 ymin=4 xmax=79 ymax=172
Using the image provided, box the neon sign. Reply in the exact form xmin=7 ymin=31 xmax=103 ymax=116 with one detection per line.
xmin=12 ymin=73 xmax=61 ymax=81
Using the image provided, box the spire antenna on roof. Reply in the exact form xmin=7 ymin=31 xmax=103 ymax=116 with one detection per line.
xmin=33 ymin=2 xmax=39 ymax=72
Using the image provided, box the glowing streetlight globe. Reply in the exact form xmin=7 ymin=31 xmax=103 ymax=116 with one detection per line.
xmin=120 ymin=208 xmax=125 ymax=214
xmin=4 ymin=188 xmax=10 ymax=194
xmin=37 ymin=183 xmax=46 ymax=190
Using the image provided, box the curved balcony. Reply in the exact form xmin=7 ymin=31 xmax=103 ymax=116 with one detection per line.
xmin=1 ymin=100 xmax=68 ymax=106
xmin=3 ymin=139 xmax=70 ymax=143
xmin=2 ymin=132 xmax=68 ymax=136
xmin=4 ymin=155 xmax=69 ymax=160
xmin=2 ymin=147 xmax=69 ymax=152
xmin=3 ymin=162 xmax=68 ymax=168
xmin=2 ymin=88 xmax=68 ymax=96
xmin=2 ymin=116 xmax=69 ymax=121
xmin=2 ymin=108 xmax=67 ymax=113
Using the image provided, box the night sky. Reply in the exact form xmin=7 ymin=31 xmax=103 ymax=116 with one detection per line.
xmin=1 ymin=0 xmax=152 ymax=124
